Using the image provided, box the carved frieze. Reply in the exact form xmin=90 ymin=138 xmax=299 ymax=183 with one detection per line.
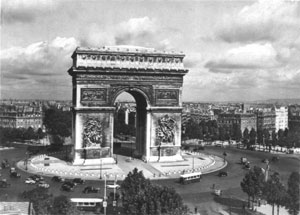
xmin=155 ymin=115 xmax=176 ymax=145
xmin=150 ymin=146 xmax=179 ymax=156
xmin=155 ymin=89 xmax=179 ymax=106
xmin=75 ymin=52 xmax=184 ymax=70
xmin=82 ymin=118 xmax=103 ymax=148
xmin=81 ymin=88 xmax=107 ymax=106
xmin=76 ymin=74 xmax=183 ymax=82
xmin=76 ymin=148 xmax=110 ymax=159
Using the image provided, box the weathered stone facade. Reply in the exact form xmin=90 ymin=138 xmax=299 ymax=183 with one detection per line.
xmin=218 ymin=113 xmax=257 ymax=133
xmin=68 ymin=46 xmax=188 ymax=165
xmin=256 ymin=111 xmax=276 ymax=133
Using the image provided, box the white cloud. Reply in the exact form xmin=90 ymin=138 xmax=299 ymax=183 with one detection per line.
xmin=2 ymin=0 xmax=58 ymax=24
xmin=205 ymin=43 xmax=280 ymax=72
xmin=0 ymin=37 xmax=79 ymax=99
xmin=80 ymin=17 xmax=173 ymax=50
xmin=216 ymin=0 xmax=300 ymax=44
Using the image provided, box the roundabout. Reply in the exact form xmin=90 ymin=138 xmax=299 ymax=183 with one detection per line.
xmin=16 ymin=151 xmax=227 ymax=181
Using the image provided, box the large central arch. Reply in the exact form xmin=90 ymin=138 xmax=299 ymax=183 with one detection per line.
xmin=68 ymin=46 xmax=188 ymax=165
xmin=113 ymin=88 xmax=148 ymax=158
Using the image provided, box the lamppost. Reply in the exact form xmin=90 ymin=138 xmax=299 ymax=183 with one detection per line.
xmin=223 ymin=151 xmax=227 ymax=162
xmin=25 ymin=152 xmax=28 ymax=171
xmin=192 ymin=156 xmax=194 ymax=172
xmin=103 ymin=175 xmax=107 ymax=215
xmin=100 ymin=158 xmax=103 ymax=179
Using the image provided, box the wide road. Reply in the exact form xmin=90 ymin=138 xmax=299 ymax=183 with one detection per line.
xmin=1 ymin=144 xmax=299 ymax=215
xmin=154 ymin=146 xmax=299 ymax=215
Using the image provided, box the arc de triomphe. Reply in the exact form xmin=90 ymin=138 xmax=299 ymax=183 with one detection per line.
xmin=68 ymin=46 xmax=188 ymax=165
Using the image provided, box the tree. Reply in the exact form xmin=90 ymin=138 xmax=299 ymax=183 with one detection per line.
xmin=241 ymin=166 xmax=265 ymax=209
xmin=271 ymin=130 xmax=277 ymax=151
xmin=121 ymin=168 xmax=188 ymax=215
xmin=44 ymin=108 xmax=71 ymax=137
xmin=286 ymin=172 xmax=300 ymax=215
xmin=249 ymin=128 xmax=257 ymax=146
xmin=219 ymin=127 xmax=226 ymax=141
xmin=233 ymin=124 xmax=242 ymax=141
xmin=37 ymin=127 xmax=45 ymax=139
xmin=243 ymin=128 xmax=250 ymax=147
xmin=23 ymin=127 xmax=37 ymax=140
xmin=21 ymin=187 xmax=53 ymax=214
xmin=51 ymin=195 xmax=80 ymax=215
xmin=263 ymin=172 xmax=287 ymax=215
xmin=182 ymin=119 xmax=202 ymax=140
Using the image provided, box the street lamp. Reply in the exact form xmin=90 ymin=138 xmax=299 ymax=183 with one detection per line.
xmin=100 ymin=158 xmax=103 ymax=179
xmin=223 ymin=151 xmax=227 ymax=162
xmin=192 ymin=156 xmax=194 ymax=172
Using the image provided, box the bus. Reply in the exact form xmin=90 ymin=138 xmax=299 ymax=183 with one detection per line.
xmin=70 ymin=198 xmax=103 ymax=212
xmin=179 ymin=172 xmax=202 ymax=184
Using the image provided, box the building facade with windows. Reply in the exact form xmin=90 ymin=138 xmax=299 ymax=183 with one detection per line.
xmin=218 ymin=113 xmax=257 ymax=133
xmin=0 ymin=105 xmax=43 ymax=130
xmin=275 ymin=106 xmax=288 ymax=132
xmin=256 ymin=111 xmax=276 ymax=133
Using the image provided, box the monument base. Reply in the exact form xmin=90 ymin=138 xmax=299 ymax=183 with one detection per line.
xmin=72 ymin=157 xmax=116 ymax=166
xmin=147 ymin=154 xmax=184 ymax=163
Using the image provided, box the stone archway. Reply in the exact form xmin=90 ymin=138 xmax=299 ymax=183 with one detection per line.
xmin=113 ymin=88 xmax=148 ymax=159
xmin=68 ymin=46 xmax=188 ymax=165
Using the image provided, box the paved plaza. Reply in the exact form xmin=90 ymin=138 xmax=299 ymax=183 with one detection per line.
xmin=17 ymin=151 xmax=226 ymax=181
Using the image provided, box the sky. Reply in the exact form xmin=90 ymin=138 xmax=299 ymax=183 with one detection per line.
xmin=1 ymin=0 xmax=300 ymax=102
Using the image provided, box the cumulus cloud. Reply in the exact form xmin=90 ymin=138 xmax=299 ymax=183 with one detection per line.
xmin=2 ymin=0 xmax=58 ymax=24
xmin=80 ymin=17 xmax=173 ymax=50
xmin=205 ymin=43 xmax=280 ymax=73
xmin=1 ymin=37 xmax=79 ymax=99
xmin=216 ymin=0 xmax=300 ymax=44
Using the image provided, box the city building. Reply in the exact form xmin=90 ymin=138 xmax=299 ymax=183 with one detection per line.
xmin=0 ymin=105 xmax=43 ymax=130
xmin=256 ymin=110 xmax=276 ymax=133
xmin=218 ymin=113 xmax=257 ymax=133
xmin=288 ymin=105 xmax=300 ymax=131
xmin=275 ymin=106 xmax=288 ymax=132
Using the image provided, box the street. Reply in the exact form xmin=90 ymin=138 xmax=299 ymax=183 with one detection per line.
xmin=1 ymin=144 xmax=299 ymax=215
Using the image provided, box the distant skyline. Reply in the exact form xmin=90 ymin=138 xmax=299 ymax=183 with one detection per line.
xmin=1 ymin=0 xmax=300 ymax=102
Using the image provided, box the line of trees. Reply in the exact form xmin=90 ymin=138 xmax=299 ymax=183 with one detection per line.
xmin=0 ymin=127 xmax=45 ymax=146
xmin=183 ymin=119 xmax=300 ymax=149
xmin=21 ymin=187 xmax=79 ymax=215
xmin=121 ymin=168 xmax=189 ymax=215
xmin=241 ymin=167 xmax=299 ymax=215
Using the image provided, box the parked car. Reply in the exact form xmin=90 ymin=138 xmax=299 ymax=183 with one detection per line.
xmin=214 ymin=189 xmax=222 ymax=196
xmin=83 ymin=186 xmax=100 ymax=193
xmin=10 ymin=167 xmax=16 ymax=173
xmin=272 ymin=156 xmax=279 ymax=162
xmin=0 ymin=179 xmax=10 ymax=188
xmin=10 ymin=171 xmax=21 ymax=178
xmin=51 ymin=176 xmax=65 ymax=182
xmin=37 ymin=181 xmax=50 ymax=188
xmin=73 ymin=178 xmax=85 ymax=185
xmin=29 ymin=175 xmax=44 ymax=182
xmin=262 ymin=158 xmax=269 ymax=163
xmin=62 ymin=181 xmax=76 ymax=189
xmin=218 ymin=171 xmax=228 ymax=177
xmin=244 ymin=162 xmax=251 ymax=170
xmin=1 ymin=160 xmax=10 ymax=169
xmin=25 ymin=178 xmax=36 ymax=184
xmin=241 ymin=157 xmax=248 ymax=165
xmin=61 ymin=184 xmax=73 ymax=192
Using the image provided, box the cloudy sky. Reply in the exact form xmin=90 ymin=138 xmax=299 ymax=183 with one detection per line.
xmin=1 ymin=0 xmax=300 ymax=102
